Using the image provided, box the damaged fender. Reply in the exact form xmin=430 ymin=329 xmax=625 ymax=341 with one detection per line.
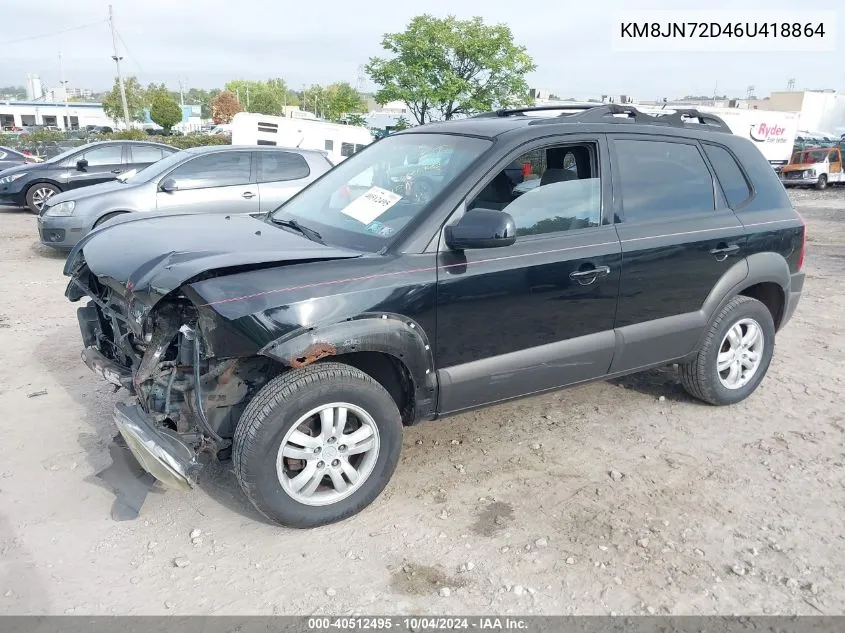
xmin=258 ymin=312 xmax=437 ymax=419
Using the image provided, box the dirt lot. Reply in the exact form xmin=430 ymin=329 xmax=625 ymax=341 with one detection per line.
xmin=0 ymin=190 xmax=843 ymax=616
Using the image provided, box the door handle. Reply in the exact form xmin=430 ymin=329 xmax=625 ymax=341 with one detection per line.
xmin=242 ymin=191 xmax=256 ymax=199
xmin=710 ymin=244 xmax=740 ymax=261
xmin=110 ymin=169 xmax=123 ymax=174
xmin=569 ymin=265 xmax=611 ymax=285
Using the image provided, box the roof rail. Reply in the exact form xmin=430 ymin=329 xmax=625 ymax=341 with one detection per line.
xmin=473 ymin=104 xmax=601 ymax=118
xmin=525 ymin=103 xmax=733 ymax=133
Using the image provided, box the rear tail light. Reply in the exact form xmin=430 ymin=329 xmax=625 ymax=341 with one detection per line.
xmin=796 ymin=209 xmax=806 ymax=271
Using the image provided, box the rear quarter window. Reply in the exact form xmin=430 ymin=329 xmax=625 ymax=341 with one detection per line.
xmin=702 ymin=143 xmax=752 ymax=208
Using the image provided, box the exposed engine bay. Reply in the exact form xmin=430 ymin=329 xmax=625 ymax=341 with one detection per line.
xmin=70 ymin=265 xmax=277 ymax=453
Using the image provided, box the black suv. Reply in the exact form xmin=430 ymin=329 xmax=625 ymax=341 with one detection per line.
xmin=0 ymin=140 xmax=177 ymax=212
xmin=63 ymin=105 xmax=805 ymax=528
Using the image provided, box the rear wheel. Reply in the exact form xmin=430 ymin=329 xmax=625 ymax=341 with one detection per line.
xmin=680 ymin=295 xmax=775 ymax=406
xmin=25 ymin=183 xmax=59 ymax=213
xmin=233 ymin=362 xmax=403 ymax=528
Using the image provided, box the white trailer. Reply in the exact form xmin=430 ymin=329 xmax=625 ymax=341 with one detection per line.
xmin=231 ymin=112 xmax=373 ymax=164
xmin=638 ymin=105 xmax=799 ymax=169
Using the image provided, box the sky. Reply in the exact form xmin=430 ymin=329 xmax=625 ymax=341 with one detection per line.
xmin=1 ymin=0 xmax=842 ymax=101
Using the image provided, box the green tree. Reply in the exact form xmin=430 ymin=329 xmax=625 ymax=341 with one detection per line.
xmin=150 ymin=94 xmax=183 ymax=133
xmin=102 ymin=76 xmax=147 ymax=124
xmin=366 ymin=15 xmax=535 ymax=123
xmin=391 ymin=115 xmax=410 ymax=131
xmin=344 ymin=113 xmax=367 ymax=127
xmin=185 ymin=87 xmax=220 ymax=119
xmin=145 ymin=82 xmax=178 ymax=104
xmin=301 ymin=82 xmax=366 ymax=122
xmin=224 ymin=78 xmax=297 ymax=116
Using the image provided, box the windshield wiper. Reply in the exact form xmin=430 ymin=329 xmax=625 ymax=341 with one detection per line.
xmin=270 ymin=217 xmax=324 ymax=244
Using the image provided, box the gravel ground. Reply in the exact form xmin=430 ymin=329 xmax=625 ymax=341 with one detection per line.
xmin=0 ymin=189 xmax=843 ymax=616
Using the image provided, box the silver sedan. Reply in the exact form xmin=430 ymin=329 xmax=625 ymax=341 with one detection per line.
xmin=37 ymin=145 xmax=333 ymax=250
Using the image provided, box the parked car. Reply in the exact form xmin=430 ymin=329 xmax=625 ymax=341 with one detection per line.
xmin=0 ymin=146 xmax=41 ymax=171
xmin=63 ymin=104 xmax=805 ymax=528
xmin=0 ymin=140 xmax=177 ymax=213
xmin=780 ymin=146 xmax=844 ymax=189
xmin=38 ymin=145 xmax=333 ymax=249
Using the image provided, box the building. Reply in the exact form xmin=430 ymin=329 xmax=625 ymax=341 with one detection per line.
xmin=25 ymin=74 xmax=43 ymax=101
xmin=66 ymin=87 xmax=94 ymax=99
xmin=0 ymin=101 xmax=113 ymax=130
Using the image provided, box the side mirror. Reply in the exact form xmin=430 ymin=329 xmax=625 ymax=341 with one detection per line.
xmin=76 ymin=158 xmax=88 ymax=171
xmin=444 ymin=207 xmax=516 ymax=250
xmin=160 ymin=178 xmax=177 ymax=193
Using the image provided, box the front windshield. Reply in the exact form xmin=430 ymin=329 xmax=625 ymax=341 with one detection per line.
xmin=270 ymin=133 xmax=492 ymax=252
xmin=122 ymin=149 xmax=189 ymax=183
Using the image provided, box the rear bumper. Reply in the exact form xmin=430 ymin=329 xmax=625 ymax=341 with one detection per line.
xmin=780 ymin=271 xmax=805 ymax=329
xmin=113 ymin=402 xmax=201 ymax=490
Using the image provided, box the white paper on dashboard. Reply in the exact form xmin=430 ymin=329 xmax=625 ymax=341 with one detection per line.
xmin=340 ymin=186 xmax=402 ymax=224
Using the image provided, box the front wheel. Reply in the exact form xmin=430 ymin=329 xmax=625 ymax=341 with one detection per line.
xmin=680 ymin=295 xmax=775 ymax=406
xmin=25 ymin=183 xmax=60 ymax=213
xmin=233 ymin=362 xmax=403 ymax=528
xmin=816 ymin=174 xmax=828 ymax=190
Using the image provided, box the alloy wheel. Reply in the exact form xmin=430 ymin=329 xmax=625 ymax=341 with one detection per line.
xmin=276 ymin=402 xmax=380 ymax=506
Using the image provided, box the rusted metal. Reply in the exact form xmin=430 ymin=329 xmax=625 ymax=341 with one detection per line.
xmin=290 ymin=341 xmax=337 ymax=368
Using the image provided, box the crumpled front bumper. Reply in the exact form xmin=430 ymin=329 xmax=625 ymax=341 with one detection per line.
xmin=112 ymin=402 xmax=201 ymax=490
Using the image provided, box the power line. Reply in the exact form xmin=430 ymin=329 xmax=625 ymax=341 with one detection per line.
xmin=115 ymin=27 xmax=144 ymax=77
xmin=0 ymin=19 xmax=106 ymax=45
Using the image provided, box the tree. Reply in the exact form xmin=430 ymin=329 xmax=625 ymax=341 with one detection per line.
xmin=150 ymin=94 xmax=183 ymax=133
xmin=102 ymin=76 xmax=147 ymax=124
xmin=224 ymin=78 xmax=297 ymax=116
xmin=146 ymin=82 xmax=178 ymax=104
xmin=366 ymin=15 xmax=535 ymax=124
xmin=344 ymin=113 xmax=367 ymax=127
xmin=392 ymin=116 xmax=410 ymax=131
xmin=301 ymin=82 xmax=366 ymax=122
xmin=210 ymin=90 xmax=242 ymax=124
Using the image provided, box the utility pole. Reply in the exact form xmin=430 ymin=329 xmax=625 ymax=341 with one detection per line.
xmin=178 ymin=79 xmax=185 ymax=106
xmin=787 ymin=78 xmax=796 ymax=91
xmin=246 ymin=84 xmax=250 ymax=109
xmin=59 ymin=50 xmax=71 ymax=130
xmin=108 ymin=5 xmax=130 ymax=127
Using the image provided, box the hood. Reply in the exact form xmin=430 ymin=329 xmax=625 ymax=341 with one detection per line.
xmin=0 ymin=163 xmax=36 ymax=178
xmin=64 ymin=212 xmax=362 ymax=311
xmin=782 ymin=163 xmax=822 ymax=172
xmin=49 ymin=179 xmax=143 ymax=206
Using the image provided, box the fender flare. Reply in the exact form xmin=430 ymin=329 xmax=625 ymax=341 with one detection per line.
xmin=258 ymin=311 xmax=437 ymax=404
xmin=695 ymin=251 xmax=790 ymax=348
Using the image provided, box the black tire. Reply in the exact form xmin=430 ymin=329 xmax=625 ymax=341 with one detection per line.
xmin=680 ymin=295 xmax=776 ymax=406
xmin=233 ymin=361 xmax=403 ymax=528
xmin=816 ymin=174 xmax=827 ymax=190
xmin=25 ymin=183 xmax=60 ymax=213
xmin=93 ymin=211 xmax=126 ymax=228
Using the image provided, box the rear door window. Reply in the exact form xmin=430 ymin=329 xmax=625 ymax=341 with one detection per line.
xmin=130 ymin=145 xmax=165 ymax=164
xmin=613 ymin=139 xmax=714 ymax=221
xmin=257 ymin=151 xmax=311 ymax=182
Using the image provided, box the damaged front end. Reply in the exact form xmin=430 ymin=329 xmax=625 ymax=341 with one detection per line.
xmin=67 ymin=258 xmax=276 ymax=490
